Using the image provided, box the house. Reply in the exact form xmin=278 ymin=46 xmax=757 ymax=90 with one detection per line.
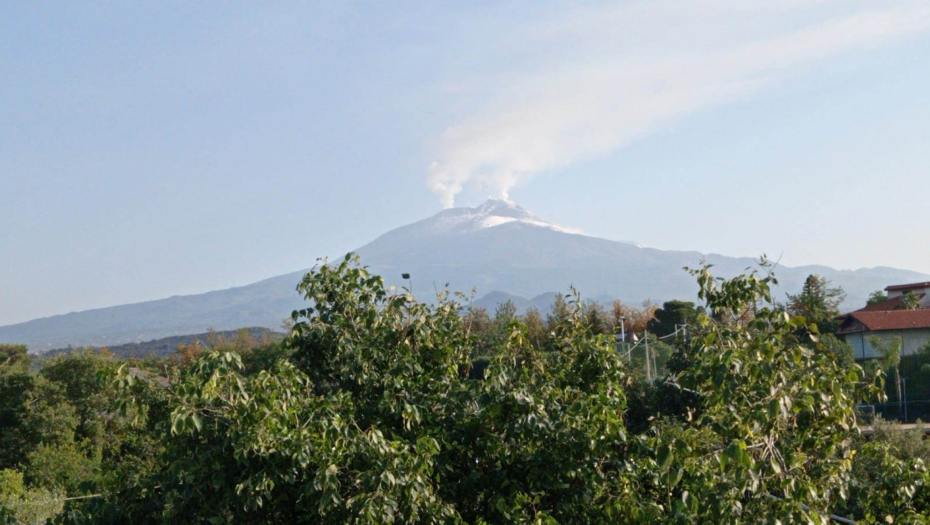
xmin=862 ymin=281 xmax=930 ymax=311
xmin=837 ymin=282 xmax=930 ymax=360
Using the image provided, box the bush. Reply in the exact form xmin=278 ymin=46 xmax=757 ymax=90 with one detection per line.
xmin=841 ymin=441 xmax=930 ymax=523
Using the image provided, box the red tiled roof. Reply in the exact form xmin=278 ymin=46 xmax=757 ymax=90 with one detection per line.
xmin=886 ymin=282 xmax=930 ymax=292
xmin=843 ymin=310 xmax=930 ymax=332
xmin=858 ymin=293 xmax=926 ymax=312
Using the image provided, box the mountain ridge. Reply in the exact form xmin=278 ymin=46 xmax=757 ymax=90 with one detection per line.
xmin=4 ymin=199 xmax=928 ymax=351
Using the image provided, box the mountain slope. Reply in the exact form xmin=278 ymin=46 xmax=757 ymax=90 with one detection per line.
xmin=356 ymin=199 xmax=927 ymax=312
xmin=3 ymin=199 xmax=928 ymax=351
xmin=0 ymin=272 xmax=308 ymax=351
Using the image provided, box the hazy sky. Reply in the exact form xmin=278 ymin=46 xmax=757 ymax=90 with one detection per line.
xmin=3 ymin=1 xmax=930 ymax=326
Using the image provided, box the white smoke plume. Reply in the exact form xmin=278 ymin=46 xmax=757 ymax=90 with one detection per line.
xmin=427 ymin=1 xmax=930 ymax=208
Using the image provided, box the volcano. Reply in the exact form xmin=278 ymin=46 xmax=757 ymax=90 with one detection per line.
xmin=4 ymin=199 xmax=928 ymax=351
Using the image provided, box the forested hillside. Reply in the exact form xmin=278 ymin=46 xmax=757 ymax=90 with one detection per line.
xmin=40 ymin=327 xmax=282 ymax=360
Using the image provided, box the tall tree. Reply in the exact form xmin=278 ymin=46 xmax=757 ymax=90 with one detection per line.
xmin=647 ymin=300 xmax=698 ymax=338
xmin=462 ymin=307 xmax=492 ymax=355
xmin=786 ymin=275 xmax=846 ymax=333
xmin=493 ymin=300 xmax=517 ymax=326
xmin=546 ymin=293 xmax=573 ymax=333
xmin=581 ymin=300 xmax=610 ymax=335
xmin=521 ymin=307 xmax=547 ymax=349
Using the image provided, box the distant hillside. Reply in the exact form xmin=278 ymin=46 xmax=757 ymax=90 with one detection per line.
xmin=40 ymin=327 xmax=283 ymax=360
xmin=470 ymin=291 xmax=536 ymax=313
xmin=4 ymin=198 xmax=928 ymax=351
xmin=0 ymin=273 xmax=307 ymax=352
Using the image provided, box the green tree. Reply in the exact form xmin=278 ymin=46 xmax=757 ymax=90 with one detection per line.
xmin=581 ymin=299 xmax=610 ymax=335
xmin=521 ymin=307 xmax=547 ymax=349
xmin=871 ymin=335 xmax=904 ymax=418
xmin=493 ymin=299 xmax=517 ymax=326
xmin=0 ymin=374 xmax=77 ymax=471
xmin=0 ymin=345 xmax=29 ymax=377
xmin=819 ymin=333 xmax=855 ymax=367
xmin=647 ymin=300 xmax=698 ymax=337
xmin=25 ymin=442 xmax=99 ymax=495
xmin=92 ymin=254 xmax=881 ymax=523
xmin=650 ymin=260 xmax=877 ymax=523
xmin=834 ymin=418 xmax=930 ymax=521
xmin=490 ymin=299 xmax=518 ymax=347
xmin=786 ymin=274 xmax=846 ymax=333
xmin=867 ymin=290 xmax=889 ymax=306
xmin=0 ymin=469 xmax=63 ymax=525
xmin=900 ymin=291 xmax=922 ymax=311
xmin=842 ymin=440 xmax=930 ymax=521
xmin=462 ymin=306 xmax=491 ymax=356
xmin=919 ymin=340 xmax=930 ymax=376
xmin=546 ymin=292 xmax=573 ymax=333
xmin=39 ymin=351 xmax=116 ymax=444
xmin=0 ymin=350 xmax=162 ymax=520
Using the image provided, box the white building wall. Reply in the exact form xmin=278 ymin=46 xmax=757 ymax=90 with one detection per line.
xmin=887 ymin=286 xmax=930 ymax=300
xmin=850 ymin=329 xmax=930 ymax=360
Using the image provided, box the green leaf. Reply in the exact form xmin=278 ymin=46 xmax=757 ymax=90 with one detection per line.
xmin=657 ymin=444 xmax=673 ymax=469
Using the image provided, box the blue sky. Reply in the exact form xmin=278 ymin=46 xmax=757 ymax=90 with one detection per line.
xmin=2 ymin=1 xmax=930 ymax=325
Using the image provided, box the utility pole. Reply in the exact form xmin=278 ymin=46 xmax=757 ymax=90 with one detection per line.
xmin=645 ymin=333 xmax=651 ymax=381
xmin=898 ymin=369 xmax=904 ymax=422
xmin=653 ymin=336 xmax=659 ymax=379
xmin=904 ymin=378 xmax=909 ymax=423
xmin=619 ymin=317 xmax=627 ymax=360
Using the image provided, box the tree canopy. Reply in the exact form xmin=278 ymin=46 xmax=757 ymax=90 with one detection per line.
xmin=0 ymin=345 xmax=29 ymax=377
xmin=647 ymin=300 xmax=699 ymax=338
xmin=7 ymin=256 xmax=930 ymax=523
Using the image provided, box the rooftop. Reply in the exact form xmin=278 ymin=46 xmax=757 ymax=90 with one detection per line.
xmin=857 ymin=293 xmax=926 ymax=312
xmin=839 ymin=310 xmax=930 ymax=334
xmin=886 ymin=282 xmax=930 ymax=292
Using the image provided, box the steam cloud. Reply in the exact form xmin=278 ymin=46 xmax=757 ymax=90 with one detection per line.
xmin=427 ymin=1 xmax=930 ymax=208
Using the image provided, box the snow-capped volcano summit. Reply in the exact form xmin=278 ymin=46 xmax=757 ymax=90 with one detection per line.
xmin=401 ymin=198 xmax=584 ymax=236
xmin=351 ymin=199 xmax=927 ymax=315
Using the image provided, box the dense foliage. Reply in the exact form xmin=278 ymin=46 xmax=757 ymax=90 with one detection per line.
xmin=5 ymin=256 xmax=930 ymax=523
